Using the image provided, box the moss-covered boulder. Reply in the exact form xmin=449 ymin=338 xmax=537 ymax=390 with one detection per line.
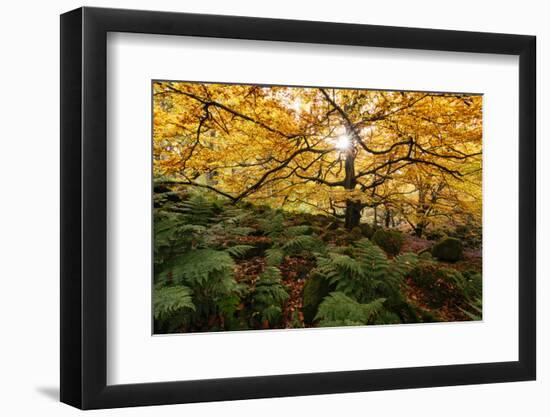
xmin=302 ymin=273 xmax=331 ymax=324
xmin=358 ymin=223 xmax=376 ymax=239
xmin=348 ymin=226 xmax=364 ymax=242
xmin=431 ymin=237 xmax=463 ymax=262
xmin=321 ymin=227 xmax=361 ymax=246
xmin=371 ymin=229 xmax=404 ymax=256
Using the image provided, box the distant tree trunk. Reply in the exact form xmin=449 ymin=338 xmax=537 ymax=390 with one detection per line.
xmin=414 ymin=222 xmax=427 ymax=238
xmin=384 ymin=207 xmax=392 ymax=228
xmin=414 ymin=189 xmax=428 ymax=237
xmin=413 ymin=182 xmax=444 ymax=237
xmin=343 ymin=146 xmax=362 ymax=230
xmin=345 ymin=200 xmax=362 ymax=229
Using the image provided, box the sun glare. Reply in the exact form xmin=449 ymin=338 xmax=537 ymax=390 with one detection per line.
xmin=335 ymin=135 xmax=351 ymax=151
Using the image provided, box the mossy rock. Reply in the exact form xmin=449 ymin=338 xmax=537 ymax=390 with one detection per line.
xmin=302 ymin=273 xmax=331 ymax=324
xmin=322 ymin=227 xmax=363 ymax=246
xmin=371 ymin=229 xmax=404 ymax=256
xmin=431 ymin=237 xmax=463 ymax=262
xmin=358 ymin=223 xmax=376 ymax=239
xmin=348 ymin=226 xmax=364 ymax=242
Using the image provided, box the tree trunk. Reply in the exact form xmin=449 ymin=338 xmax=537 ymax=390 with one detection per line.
xmin=343 ymin=146 xmax=361 ymax=229
xmin=414 ymin=188 xmax=427 ymax=237
xmin=384 ymin=208 xmax=391 ymax=228
xmin=345 ymin=200 xmax=362 ymax=229
xmin=414 ymin=222 xmax=426 ymax=238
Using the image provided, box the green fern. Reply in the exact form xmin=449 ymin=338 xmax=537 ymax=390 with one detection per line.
xmin=229 ymin=226 xmax=256 ymax=236
xmin=261 ymin=305 xmax=284 ymax=324
xmin=282 ymin=235 xmax=322 ymax=253
xmin=315 ymin=239 xmax=417 ymax=303
xmin=353 ymin=239 xmax=389 ymax=295
xmin=373 ymin=310 xmax=401 ymax=325
xmin=315 ymin=292 xmax=386 ymax=326
xmin=259 ymin=212 xmax=285 ymax=238
xmin=253 ymin=267 xmax=289 ymax=305
xmin=459 ymin=297 xmax=482 ymax=320
xmin=386 ymin=251 xmax=418 ymax=292
xmin=226 ymin=245 xmax=254 ymax=259
xmin=285 ymin=225 xmax=313 ymax=236
xmin=154 ymin=285 xmax=195 ymax=320
xmin=156 ymin=248 xmax=235 ymax=286
xmin=265 ymin=248 xmax=285 ymax=266
xmin=178 ymin=193 xmax=217 ymax=226
xmin=316 ymin=252 xmax=364 ymax=297
xmin=251 ymin=267 xmax=289 ymax=325
xmin=462 ymin=272 xmax=482 ymax=301
xmin=154 ymin=211 xmax=206 ymax=265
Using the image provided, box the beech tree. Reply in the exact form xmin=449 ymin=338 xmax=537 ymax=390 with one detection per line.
xmin=153 ymin=82 xmax=482 ymax=230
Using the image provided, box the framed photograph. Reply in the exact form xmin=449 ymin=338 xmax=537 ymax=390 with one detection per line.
xmin=60 ymin=6 xmax=536 ymax=409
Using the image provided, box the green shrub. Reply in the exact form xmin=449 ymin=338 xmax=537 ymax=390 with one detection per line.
xmin=431 ymin=237 xmax=463 ymax=262
xmin=302 ymin=273 xmax=331 ymax=324
xmin=371 ymin=229 xmax=404 ymax=256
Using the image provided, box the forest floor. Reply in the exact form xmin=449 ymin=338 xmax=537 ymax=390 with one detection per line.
xmin=154 ymin=189 xmax=483 ymax=332
xmin=232 ymin=221 xmax=482 ymax=329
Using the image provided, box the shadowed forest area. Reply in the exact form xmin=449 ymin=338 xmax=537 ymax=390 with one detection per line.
xmin=152 ymin=81 xmax=482 ymax=334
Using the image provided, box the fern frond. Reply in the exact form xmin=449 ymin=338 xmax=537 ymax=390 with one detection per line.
xmin=315 ymin=292 xmax=386 ymax=326
xmin=262 ymin=305 xmax=283 ymax=323
xmin=229 ymin=226 xmax=256 ymax=236
xmin=178 ymin=193 xmax=217 ymax=226
xmin=458 ymin=297 xmax=482 ymax=320
xmin=282 ymin=235 xmax=321 ymax=253
xmin=226 ymin=245 xmax=254 ymax=258
xmin=385 ymin=252 xmax=419 ymax=291
xmin=353 ymin=239 xmax=389 ymax=280
xmin=254 ymin=267 xmax=288 ymax=305
xmin=265 ymin=248 xmax=284 ymax=266
xmin=259 ymin=266 xmax=283 ymax=281
xmin=154 ymin=285 xmax=195 ymax=320
xmin=285 ymin=225 xmax=312 ymax=236
xmin=156 ymin=249 xmax=235 ymax=286
xmin=259 ymin=212 xmax=285 ymax=238
xmin=251 ymin=266 xmax=289 ymax=324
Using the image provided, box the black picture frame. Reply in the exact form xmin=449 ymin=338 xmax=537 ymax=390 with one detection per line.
xmin=60 ymin=6 xmax=536 ymax=410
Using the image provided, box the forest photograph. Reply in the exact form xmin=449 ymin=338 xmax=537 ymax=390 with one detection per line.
xmin=152 ymin=81 xmax=483 ymax=334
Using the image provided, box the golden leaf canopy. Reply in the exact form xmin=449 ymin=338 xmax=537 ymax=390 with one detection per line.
xmin=153 ymin=81 xmax=482 ymax=230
